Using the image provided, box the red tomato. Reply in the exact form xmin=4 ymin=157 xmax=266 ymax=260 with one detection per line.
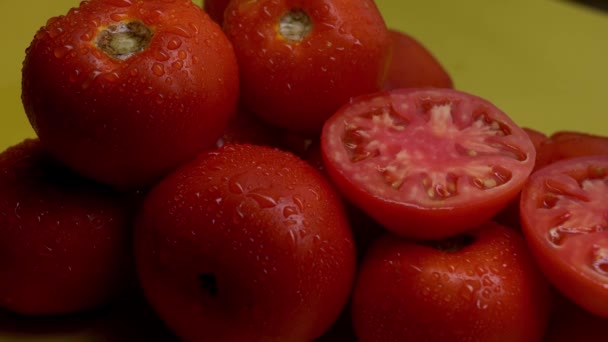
xmin=0 ymin=139 xmax=134 ymax=315
xmin=21 ymin=0 xmax=239 ymax=189
xmin=351 ymin=222 xmax=552 ymax=342
xmin=520 ymin=155 xmax=608 ymax=318
xmin=535 ymin=130 xmax=608 ymax=170
xmin=522 ymin=127 xmax=548 ymax=152
xmin=223 ymin=0 xmax=391 ymax=134
xmin=215 ymin=105 xmax=282 ymax=148
xmin=321 ymin=88 xmax=536 ymax=239
xmin=383 ymin=29 xmax=453 ymax=90
xmin=493 ymin=127 xmax=548 ymax=229
xmin=544 ymin=296 xmax=608 ymax=341
xmin=134 ymin=144 xmax=356 ymax=341
xmin=204 ymin=0 xmax=231 ymax=25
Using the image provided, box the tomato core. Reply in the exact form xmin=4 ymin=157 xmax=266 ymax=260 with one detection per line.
xmin=95 ymin=21 xmax=153 ymax=60
xmin=278 ymin=9 xmax=312 ymax=42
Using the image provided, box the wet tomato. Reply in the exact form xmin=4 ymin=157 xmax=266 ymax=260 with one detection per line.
xmin=134 ymin=144 xmax=356 ymax=341
xmin=351 ymin=222 xmax=551 ymax=342
xmin=520 ymin=155 xmax=608 ymax=318
xmin=223 ymin=0 xmax=391 ymax=134
xmin=21 ymin=0 xmax=239 ymax=189
xmin=0 ymin=139 xmax=134 ymax=315
xmin=321 ymin=88 xmax=536 ymax=239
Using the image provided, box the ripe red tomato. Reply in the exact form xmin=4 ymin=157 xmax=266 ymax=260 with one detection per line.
xmin=535 ymin=130 xmax=608 ymax=170
xmin=321 ymin=88 xmax=536 ymax=239
xmin=351 ymin=222 xmax=552 ymax=342
xmin=204 ymin=0 xmax=231 ymax=25
xmin=215 ymin=105 xmax=282 ymax=148
xmin=21 ymin=0 xmax=239 ymax=189
xmin=0 ymin=139 xmax=134 ymax=315
xmin=544 ymin=296 xmax=608 ymax=341
xmin=223 ymin=0 xmax=391 ymax=134
xmin=134 ymin=144 xmax=356 ymax=341
xmin=520 ymin=155 xmax=608 ymax=318
xmin=383 ymin=29 xmax=453 ymax=90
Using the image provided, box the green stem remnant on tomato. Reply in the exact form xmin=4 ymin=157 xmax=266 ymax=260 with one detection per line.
xmin=278 ymin=9 xmax=312 ymax=42
xmin=426 ymin=234 xmax=475 ymax=253
xmin=95 ymin=21 xmax=153 ymax=60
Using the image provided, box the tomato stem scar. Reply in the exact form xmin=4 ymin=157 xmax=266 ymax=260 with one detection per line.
xmin=278 ymin=9 xmax=312 ymax=42
xmin=95 ymin=21 xmax=153 ymax=60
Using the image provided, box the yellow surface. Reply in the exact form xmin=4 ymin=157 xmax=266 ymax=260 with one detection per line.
xmin=0 ymin=0 xmax=606 ymax=340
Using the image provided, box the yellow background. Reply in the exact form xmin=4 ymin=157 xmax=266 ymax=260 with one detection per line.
xmin=0 ymin=0 xmax=606 ymax=340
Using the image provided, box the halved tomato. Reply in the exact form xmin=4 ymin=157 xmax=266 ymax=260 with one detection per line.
xmin=321 ymin=88 xmax=536 ymax=239
xmin=520 ymin=155 xmax=608 ymax=318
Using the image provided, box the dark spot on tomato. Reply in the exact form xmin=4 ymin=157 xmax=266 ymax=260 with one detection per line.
xmin=198 ymin=273 xmax=218 ymax=297
xmin=425 ymin=234 xmax=476 ymax=253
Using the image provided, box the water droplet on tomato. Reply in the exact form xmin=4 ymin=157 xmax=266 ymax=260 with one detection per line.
xmin=155 ymin=94 xmax=165 ymax=105
xmin=177 ymin=50 xmax=187 ymax=60
xmin=110 ymin=12 xmax=130 ymax=22
xmin=152 ymin=63 xmax=165 ymax=76
xmin=69 ymin=69 xmax=81 ymax=83
xmin=171 ymin=60 xmax=183 ymax=70
xmin=49 ymin=26 xmax=65 ymax=39
xmin=167 ymin=25 xmax=192 ymax=38
xmin=153 ymin=49 xmax=170 ymax=62
xmin=247 ymin=192 xmax=277 ymax=209
xmin=167 ymin=38 xmax=182 ymax=50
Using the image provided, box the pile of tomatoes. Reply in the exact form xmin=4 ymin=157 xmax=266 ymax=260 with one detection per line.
xmin=1 ymin=0 xmax=607 ymax=341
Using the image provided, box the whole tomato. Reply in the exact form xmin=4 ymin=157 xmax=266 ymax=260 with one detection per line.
xmin=351 ymin=222 xmax=552 ymax=342
xmin=223 ymin=0 xmax=391 ymax=134
xmin=383 ymin=29 xmax=453 ymax=90
xmin=204 ymin=0 xmax=231 ymax=25
xmin=0 ymin=139 xmax=135 ymax=315
xmin=21 ymin=0 xmax=239 ymax=189
xmin=134 ymin=144 xmax=356 ymax=341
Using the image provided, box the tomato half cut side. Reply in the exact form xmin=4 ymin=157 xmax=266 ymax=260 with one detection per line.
xmin=520 ymin=155 xmax=608 ymax=318
xmin=321 ymin=88 xmax=536 ymax=239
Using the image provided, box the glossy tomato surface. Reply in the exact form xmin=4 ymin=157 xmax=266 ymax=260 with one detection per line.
xmin=520 ymin=155 xmax=608 ymax=318
xmin=383 ymin=28 xmax=453 ymax=90
xmin=204 ymin=0 xmax=231 ymax=25
xmin=351 ymin=222 xmax=551 ymax=342
xmin=223 ymin=0 xmax=391 ymax=134
xmin=321 ymin=88 xmax=536 ymax=239
xmin=21 ymin=0 xmax=239 ymax=189
xmin=0 ymin=139 xmax=134 ymax=315
xmin=535 ymin=130 xmax=608 ymax=171
xmin=134 ymin=144 xmax=356 ymax=341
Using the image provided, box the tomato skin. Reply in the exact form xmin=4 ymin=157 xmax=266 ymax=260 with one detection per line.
xmin=535 ymin=130 xmax=608 ymax=171
xmin=351 ymin=222 xmax=551 ymax=342
xmin=134 ymin=144 xmax=356 ymax=341
xmin=223 ymin=0 xmax=391 ymax=134
xmin=544 ymin=296 xmax=608 ymax=342
xmin=383 ymin=29 xmax=453 ymax=90
xmin=321 ymin=88 xmax=536 ymax=239
xmin=204 ymin=0 xmax=231 ymax=25
xmin=520 ymin=155 xmax=608 ymax=318
xmin=215 ymin=105 xmax=283 ymax=148
xmin=0 ymin=139 xmax=135 ymax=315
xmin=21 ymin=0 xmax=239 ymax=189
